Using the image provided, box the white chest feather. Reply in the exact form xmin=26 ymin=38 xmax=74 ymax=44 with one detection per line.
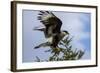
xmin=46 ymin=37 xmax=53 ymax=43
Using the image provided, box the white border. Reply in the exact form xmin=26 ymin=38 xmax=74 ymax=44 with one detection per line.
xmin=17 ymin=3 xmax=96 ymax=69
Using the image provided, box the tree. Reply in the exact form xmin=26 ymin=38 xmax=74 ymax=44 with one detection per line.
xmin=35 ymin=35 xmax=85 ymax=62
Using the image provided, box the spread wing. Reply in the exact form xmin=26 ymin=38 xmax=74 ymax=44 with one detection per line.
xmin=38 ymin=11 xmax=62 ymax=37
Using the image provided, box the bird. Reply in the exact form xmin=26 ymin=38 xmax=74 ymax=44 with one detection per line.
xmin=34 ymin=11 xmax=69 ymax=50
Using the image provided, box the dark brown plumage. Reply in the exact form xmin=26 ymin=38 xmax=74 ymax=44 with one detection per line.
xmin=34 ymin=11 xmax=69 ymax=49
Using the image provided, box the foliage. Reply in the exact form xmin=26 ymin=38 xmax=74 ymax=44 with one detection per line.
xmin=35 ymin=36 xmax=85 ymax=62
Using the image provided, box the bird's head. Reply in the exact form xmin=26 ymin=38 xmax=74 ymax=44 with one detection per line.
xmin=60 ymin=30 xmax=69 ymax=39
xmin=62 ymin=30 xmax=69 ymax=36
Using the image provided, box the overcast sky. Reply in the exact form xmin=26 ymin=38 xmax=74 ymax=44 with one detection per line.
xmin=22 ymin=10 xmax=91 ymax=63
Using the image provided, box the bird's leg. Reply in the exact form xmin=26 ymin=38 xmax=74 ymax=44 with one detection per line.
xmin=34 ymin=42 xmax=51 ymax=49
xmin=50 ymin=46 xmax=61 ymax=56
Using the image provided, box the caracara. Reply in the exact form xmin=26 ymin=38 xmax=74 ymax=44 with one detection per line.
xmin=34 ymin=11 xmax=69 ymax=49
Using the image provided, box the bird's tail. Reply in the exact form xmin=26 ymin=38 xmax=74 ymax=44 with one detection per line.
xmin=34 ymin=42 xmax=51 ymax=49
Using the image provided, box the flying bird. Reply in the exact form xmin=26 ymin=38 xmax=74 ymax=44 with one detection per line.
xmin=34 ymin=11 xmax=69 ymax=49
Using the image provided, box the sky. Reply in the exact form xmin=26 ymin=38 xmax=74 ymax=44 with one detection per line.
xmin=22 ymin=10 xmax=91 ymax=63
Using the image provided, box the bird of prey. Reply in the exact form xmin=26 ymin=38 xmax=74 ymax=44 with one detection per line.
xmin=34 ymin=11 xmax=69 ymax=49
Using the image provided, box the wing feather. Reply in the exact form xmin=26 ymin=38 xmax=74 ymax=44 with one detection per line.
xmin=38 ymin=11 xmax=62 ymax=37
